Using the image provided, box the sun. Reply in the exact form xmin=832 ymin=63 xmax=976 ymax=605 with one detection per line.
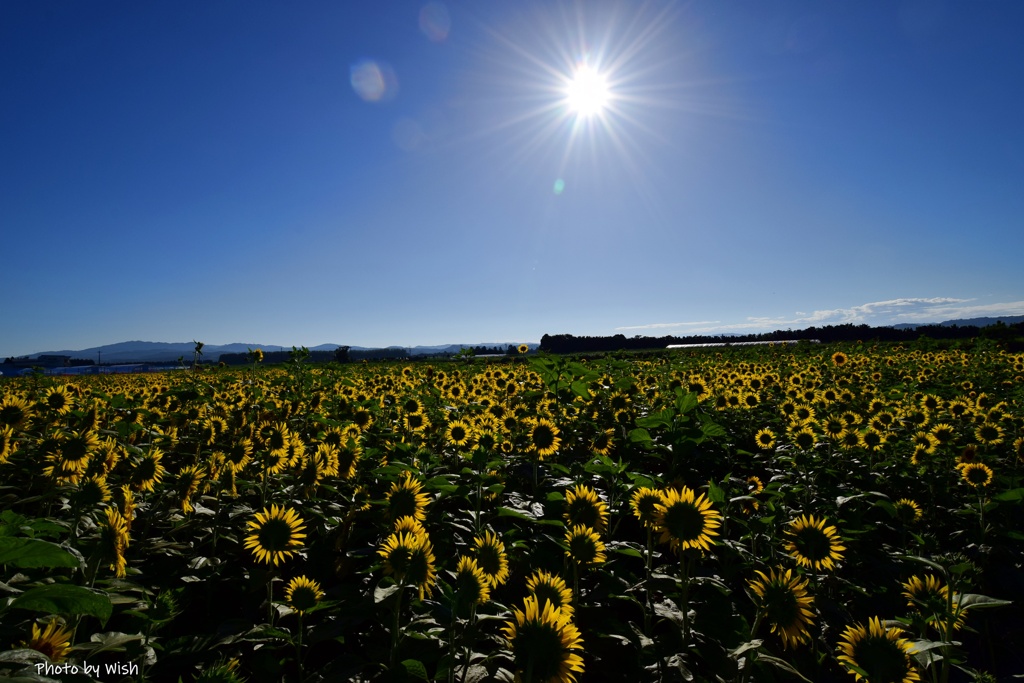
xmin=564 ymin=64 xmax=609 ymax=117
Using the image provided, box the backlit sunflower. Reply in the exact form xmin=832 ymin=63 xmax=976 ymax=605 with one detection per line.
xmin=132 ymin=447 xmax=167 ymax=492
xmin=958 ymin=462 xmax=993 ymax=487
xmin=564 ymin=484 xmax=609 ymax=533
xmin=893 ymin=499 xmax=922 ymax=524
xmin=474 ymin=529 xmax=510 ymax=587
xmin=393 ymin=515 xmax=426 ymax=536
xmin=285 ymin=575 xmax=324 ymax=614
xmin=837 ymin=617 xmax=920 ymax=683
xmin=175 ymin=464 xmax=205 ymax=514
xmin=502 ymin=596 xmax=584 ymax=683
xmin=243 ymin=505 xmax=307 ymax=566
xmin=387 ymin=472 xmax=431 ymax=523
xmin=454 ymin=555 xmax=491 ymax=608
xmin=784 ymin=515 xmax=845 ymax=572
xmin=0 ymin=425 xmax=15 ymax=465
xmin=749 ymin=567 xmax=815 ymax=649
xmin=629 ymin=487 xmax=665 ymax=528
xmin=527 ymin=569 xmax=574 ymax=616
xmin=590 ymin=428 xmax=614 ymax=456
xmin=0 ymin=395 xmax=31 ymax=430
xmin=901 ymin=574 xmax=967 ymax=636
xmin=100 ymin=507 xmax=130 ymax=578
xmin=565 ymin=525 xmax=607 ymax=566
xmin=528 ymin=417 xmax=561 ymax=459
xmin=377 ymin=530 xmax=437 ymax=599
xmin=653 ymin=486 xmax=721 ymax=554
xmin=19 ymin=619 xmax=73 ymax=662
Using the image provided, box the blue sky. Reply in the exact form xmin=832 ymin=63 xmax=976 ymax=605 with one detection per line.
xmin=3 ymin=1 xmax=1023 ymax=357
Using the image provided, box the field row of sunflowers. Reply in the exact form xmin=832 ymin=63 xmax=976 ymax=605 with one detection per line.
xmin=0 ymin=342 xmax=1021 ymax=682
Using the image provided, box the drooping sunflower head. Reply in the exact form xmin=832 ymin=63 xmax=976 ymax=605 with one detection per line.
xmin=387 ymin=472 xmax=431 ymax=523
xmin=784 ymin=515 xmax=845 ymax=572
xmin=175 ymin=464 xmax=206 ymax=514
xmin=564 ymin=524 xmax=607 ymax=567
xmin=285 ymin=575 xmax=324 ymax=614
xmin=836 ymin=617 xmax=920 ymax=683
xmin=502 ymin=596 xmax=584 ymax=683
xmin=564 ymin=484 xmax=609 ymax=533
xmin=20 ymin=619 xmax=73 ymax=663
xmin=527 ymin=569 xmax=574 ymax=617
xmin=243 ymin=505 xmax=307 ymax=566
xmin=629 ymin=487 xmax=665 ymax=529
xmin=99 ymin=507 xmax=130 ymax=578
xmin=748 ymin=567 xmax=815 ymax=649
xmin=473 ymin=530 xmax=510 ymax=587
xmin=653 ymin=486 xmax=721 ymax=554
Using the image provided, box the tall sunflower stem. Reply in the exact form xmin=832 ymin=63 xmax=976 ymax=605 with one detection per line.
xmin=390 ymin=582 xmax=405 ymax=670
xmin=461 ymin=603 xmax=476 ymax=683
xmin=678 ymin=553 xmax=691 ymax=644
xmin=296 ymin=612 xmax=305 ymax=681
xmin=738 ymin=612 xmax=764 ymax=683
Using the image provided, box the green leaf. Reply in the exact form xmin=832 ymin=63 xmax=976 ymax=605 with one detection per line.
xmin=755 ymin=654 xmax=813 ymax=683
xmin=570 ymin=380 xmax=591 ymax=400
xmin=993 ymin=487 xmax=1024 ymax=502
xmin=401 ymin=659 xmax=429 ymax=680
xmin=635 ymin=410 xmax=674 ymax=430
xmin=628 ymin=428 xmax=653 ymax=444
xmin=0 ymin=538 xmax=79 ymax=568
xmin=956 ymin=593 xmax=1012 ymax=609
xmin=11 ymin=584 xmax=113 ymax=623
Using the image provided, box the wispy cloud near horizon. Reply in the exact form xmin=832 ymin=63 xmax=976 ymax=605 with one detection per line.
xmin=615 ymin=298 xmax=1024 ymax=335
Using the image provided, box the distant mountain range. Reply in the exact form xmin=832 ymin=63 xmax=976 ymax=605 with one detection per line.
xmin=889 ymin=315 xmax=1024 ymax=330
xmin=14 ymin=340 xmax=539 ymax=364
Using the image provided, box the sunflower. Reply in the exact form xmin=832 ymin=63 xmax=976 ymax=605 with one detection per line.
xmin=100 ymin=507 xmax=130 ymax=578
xmin=175 ymin=464 xmax=205 ymax=514
xmin=502 ymin=596 xmax=584 ymax=683
xmin=958 ymin=462 xmax=993 ymax=487
xmin=784 ymin=515 xmax=845 ymax=572
xmin=45 ymin=429 xmax=100 ymax=483
xmin=132 ymin=447 xmax=167 ymax=492
xmin=0 ymin=425 xmax=15 ymax=465
xmin=747 ymin=476 xmax=765 ymax=495
xmin=901 ymin=574 xmax=967 ymax=636
xmin=527 ymin=569 xmax=574 ymax=616
xmin=517 ymin=344 xmax=530 ymax=354
xmin=73 ymin=474 xmax=112 ymax=508
xmin=0 ymin=395 xmax=31 ymax=430
xmin=404 ymin=412 xmax=430 ymax=433
xmin=453 ymin=555 xmax=491 ymax=608
xmin=754 ymin=428 xmax=776 ymax=450
xmin=19 ymin=619 xmax=73 ymax=662
xmin=748 ymin=567 xmax=815 ymax=649
xmin=564 ymin=484 xmax=609 ymax=533
xmin=387 ymin=472 xmax=431 ymax=523
xmin=243 ymin=505 xmax=307 ymax=566
xmin=44 ymin=385 xmax=74 ymax=415
xmin=837 ymin=617 xmax=920 ymax=683
xmin=528 ymin=417 xmax=562 ymax=459
xmin=394 ymin=515 xmax=426 ymax=536
xmin=653 ymin=486 xmax=721 ymax=554
xmin=893 ymin=499 xmax=922 ymax=524
xmin=630 ymin=487 xmax=665 ymax=528
xmin=120 ymin=485 xmax=136 ymax=530
xmin=285 ymin=575 xmax=324 ymax=614
xmin=831 ymin=351 xmax=848 ymax=367
xmin=590 ymin=428 xmax=614 ymax=456
xmin=224 ymin=438 xmax=254 ymax=473
xmin=565 ymin=525 xmax=607 ymax=566
xmin=445 ymin=419 xmax=473 ymax=448
xmin=378 ymin=530 xmax=437 ymax=599
xmin=473 ymin=530 xmax=510 ymax=587
xmin=788 ymin=424 xmax=817 ymax=450
xmin=974 ymin=422 xmax=1004 ymax=446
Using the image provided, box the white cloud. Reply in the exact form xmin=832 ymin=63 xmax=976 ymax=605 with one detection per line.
xmin=616 ymin=298 xmax=1024 ymax=335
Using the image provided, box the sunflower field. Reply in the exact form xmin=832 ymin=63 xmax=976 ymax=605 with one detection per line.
xmin=1 ymin=343 xmax=1021 ymax=682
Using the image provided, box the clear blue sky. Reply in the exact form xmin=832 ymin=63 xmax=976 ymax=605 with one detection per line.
xmin=3 ymin=1 xmax=1023 ymax=357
